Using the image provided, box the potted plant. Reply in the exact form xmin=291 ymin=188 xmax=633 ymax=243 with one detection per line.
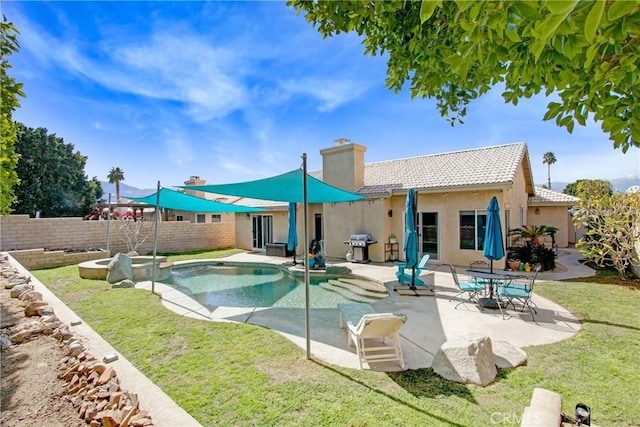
xmin=389 ymin=234 xmax=397 ymax=244
xmin=508 ymin=259 xmax=521 ymax=271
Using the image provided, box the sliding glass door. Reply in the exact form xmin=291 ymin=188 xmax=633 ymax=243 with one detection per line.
xmin=251 ymin=215 xmax=273 ymax=249
xmin=418 ymin=212 xmax=439 ymax=260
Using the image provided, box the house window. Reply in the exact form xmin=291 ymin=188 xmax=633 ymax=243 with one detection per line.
xmin=211 ymin=214 xmax=221 ymax=223
xmin=459 ymin=210 xmax=487 ymax=250
xmin=196 ymin=214 xmax=206 ymax=223
xmin=176 ymin=215 xmax=184 ymax=222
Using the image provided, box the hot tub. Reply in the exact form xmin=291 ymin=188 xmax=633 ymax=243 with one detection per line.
xmin=78 ymin=255 xmax=171 ymax=281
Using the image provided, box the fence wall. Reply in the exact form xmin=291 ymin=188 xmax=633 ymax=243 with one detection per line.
xmin=0 ymin=215 xmax=236 ymax=266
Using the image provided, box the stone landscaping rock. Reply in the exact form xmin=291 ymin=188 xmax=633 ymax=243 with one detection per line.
xmin=20 ymin=290 xmax=44 ymax=303
xmin=432 ymin=333 xmax=497 ymax=386
xmin=24 ymin=301 xmax=50 ymax=317
xmin=1 ymin=255 xmax=156 ymax=425
xmin=0 ymin=335 xmax=11 ymax=350
xmin=493 ymin=340 xmax=528 ymax=368
xmin=68 ymin=340 xmax=84 ymax=357
xmin=10 ymin=283 xmax=32 ymax=298
xmin=107 ymin=253 xmax=133 ymax=283
xmin=112 ymin=279 xmax=135 ymax=288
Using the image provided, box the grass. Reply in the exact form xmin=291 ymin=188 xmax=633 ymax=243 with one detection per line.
xmin=32 ymin=251 xmax=640 ymax=426
xmin=159 ymin=248 xmax=245 ymax=262
xmin=560 ymin=261 xmax=640 ymax=289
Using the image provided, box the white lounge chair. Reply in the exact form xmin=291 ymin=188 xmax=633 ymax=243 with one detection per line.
xmin=338 ymin=303 xmax=407 ymax=369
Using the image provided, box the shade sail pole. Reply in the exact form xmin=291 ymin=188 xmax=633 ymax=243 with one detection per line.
xmin=303 ymin=153 xmax=310 ymax=360
xmin=106 ymin=193 xmax=111 ymax=257
xmin=151 ymin=181 xmax=160 ymax=295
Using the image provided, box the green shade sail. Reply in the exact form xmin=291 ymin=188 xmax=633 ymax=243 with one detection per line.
xmin=179 ymin=169 xmax=365 ymax=203
xmin=128 ymin=187 xmax=263 ymax=213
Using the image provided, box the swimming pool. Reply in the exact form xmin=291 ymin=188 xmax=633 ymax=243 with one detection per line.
xmin=166 ymin=263 xmax=366 ymax=309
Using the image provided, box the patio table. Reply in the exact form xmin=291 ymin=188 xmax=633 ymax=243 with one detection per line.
xmin=465 ymin=269 xmax=526 ymax=309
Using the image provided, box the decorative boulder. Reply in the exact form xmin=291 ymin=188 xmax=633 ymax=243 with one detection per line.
xmin=107 ymin=253 xmax=133 ymax=284
xmin=493 ymin=340 xmax=528 ymax=369
xmin=432 ymin=333 xmax=497 ymax=386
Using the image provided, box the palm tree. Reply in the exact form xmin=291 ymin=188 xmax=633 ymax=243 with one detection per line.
xmin=542 ymin=152 xmax=557 ymax=190
xmin=107 ymin=167 xmax=125 ymax=201
xmin=509 ymin=225 xmax=558 ymax=246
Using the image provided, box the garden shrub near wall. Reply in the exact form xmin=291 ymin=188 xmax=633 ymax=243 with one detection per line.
xmin=508 ymin=242 xmax=556 ymax=271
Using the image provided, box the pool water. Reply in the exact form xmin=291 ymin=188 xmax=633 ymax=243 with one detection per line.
xmin=167 ymin=264 xmax=354 ymax=309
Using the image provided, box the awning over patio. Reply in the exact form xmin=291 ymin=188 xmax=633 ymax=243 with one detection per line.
xmin=127 ymin=188 xmax=263 ymax=213
xmin=179 ymin=168 xmax=365 ymax=203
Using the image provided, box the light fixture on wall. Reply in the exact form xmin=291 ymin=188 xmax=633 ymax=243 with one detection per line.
xmin=388 ymin=209 xmax=393 ymax=217
xmin=246 ymin=213 xmax=250 ymax=220
xmin=535 ymin=207 xmax=540 ymax=215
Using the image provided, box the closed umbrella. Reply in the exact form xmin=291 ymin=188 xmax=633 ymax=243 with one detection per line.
xmin=483 ymin=196 xmax=505 ymax=298
xmin=403 ymin=188 xmax=419 ymax=288
xmin=287 ymin=202 xmax=298 ymax=265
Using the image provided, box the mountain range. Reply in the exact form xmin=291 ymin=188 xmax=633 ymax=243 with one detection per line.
xmin=99 ymin=182 xmax=158 ymax=200
xmin=539 ymin=175 xmax=640 ymax=193
xmin=101 ymin=174 xmax=640 ymax=200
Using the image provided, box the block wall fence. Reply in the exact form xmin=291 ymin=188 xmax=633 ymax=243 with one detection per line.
xmin=0 ymin=215 xmax=236 ymax=269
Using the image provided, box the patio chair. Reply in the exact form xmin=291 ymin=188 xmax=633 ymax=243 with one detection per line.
xmin=396 ymin=254 xmax=430 ymax=285
xmin=448 ymin=264 xmax=485 ymax=309
xmin=338 ymin=303 xmax=407 ymax=369
xmin=496 ymin=265 xmax=541 ymax=320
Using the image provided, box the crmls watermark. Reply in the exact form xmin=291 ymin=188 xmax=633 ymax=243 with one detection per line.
xmin=490 ymin=412 xmax=541 ymax=425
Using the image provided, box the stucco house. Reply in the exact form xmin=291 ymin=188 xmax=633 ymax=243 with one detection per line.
xmin=187 ymin=139 xmax=579 ymax=267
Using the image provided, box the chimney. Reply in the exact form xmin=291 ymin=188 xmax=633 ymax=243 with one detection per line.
xmin=320 ymin=138 xmax=366 ymax=192
xmin=184 ymin=176 xmax=205 ymax=186
xmin=183 ymin=176 xmax=207 ymax=198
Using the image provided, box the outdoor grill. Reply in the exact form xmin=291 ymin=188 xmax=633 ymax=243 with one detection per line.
xmin=344 ymin=233 xmax=378 ymax=263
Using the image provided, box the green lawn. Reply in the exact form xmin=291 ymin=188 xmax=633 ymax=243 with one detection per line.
xmin=33 ymin=252 xmax=640 ymax=426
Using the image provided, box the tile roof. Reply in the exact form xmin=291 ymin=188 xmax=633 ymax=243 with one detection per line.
xmin=359 ymin=142 xmax=533 ymax=195
xmin=529 ymin=187 xmax=580 ymax=205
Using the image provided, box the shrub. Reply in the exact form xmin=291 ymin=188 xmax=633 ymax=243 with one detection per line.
xmin=532 ymin=245 xmax=556 ymax=271
xmin=507 ymin=242 xmax=556 ymax=271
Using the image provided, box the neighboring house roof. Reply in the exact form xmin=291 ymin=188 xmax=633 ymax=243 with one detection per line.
xmin=192 ymin=192 xmax=287 ymax=210
xmin=232 ymin=197 xmax=288 ymax=210
xmin=529 ymin=187 xmax=580 ymax=206
xmin=359 ymin=142 xmax=535 ymax=196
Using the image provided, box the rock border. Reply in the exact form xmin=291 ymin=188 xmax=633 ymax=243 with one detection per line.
xmin=1 ymin=255 xmax=154 ymax=427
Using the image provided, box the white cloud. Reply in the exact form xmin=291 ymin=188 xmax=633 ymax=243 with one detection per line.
xmin=163 ymin=129 xmax=194 ymax=167
xmin=279 ymin=77 xmax=373 ymax=111
xmin=17 ymin=16 xmax=249 ymax=122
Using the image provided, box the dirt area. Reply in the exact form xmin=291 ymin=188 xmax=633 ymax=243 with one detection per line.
xmin=1 ymin=286 xmax=85 ymax=426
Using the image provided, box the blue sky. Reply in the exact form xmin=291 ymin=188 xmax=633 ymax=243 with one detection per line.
xmin=5 ymin=1 xmax=639 ymax=191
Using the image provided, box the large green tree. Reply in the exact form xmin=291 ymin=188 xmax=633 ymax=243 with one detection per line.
xmin=573 ymin=192 xmax=640 ymax=279
xmin=13 ymin=123 xmax=103 ymax=217
xmin=289 ymin=0 xmax=640 ymax=151
xmin=564 ymin=178 xmax=613 ymax=200
xmin=0 ymin=16 xmax=25 ymax=215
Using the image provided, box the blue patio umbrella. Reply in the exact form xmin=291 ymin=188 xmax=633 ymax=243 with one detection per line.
xmin=483 ymin=196 xmax=505 ymax=297
xmin=287 ymin=202 xmax=298 ymax=265
xmin=403 ymin=188 xmax=419 ymax=288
